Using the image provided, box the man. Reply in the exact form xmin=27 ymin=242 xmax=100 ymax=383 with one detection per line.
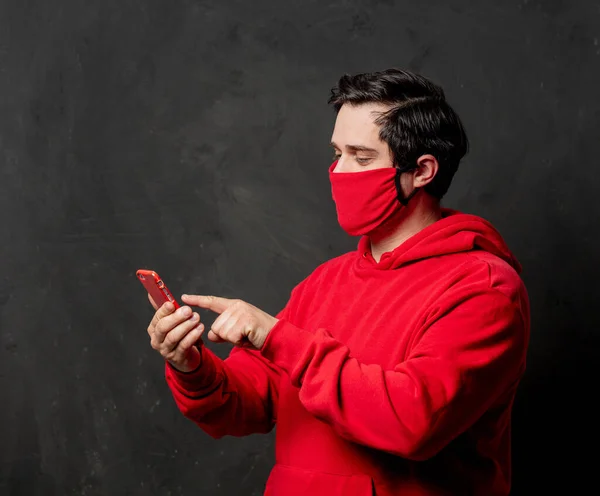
xmin=147 ymin=69 xmax=530 ymax=495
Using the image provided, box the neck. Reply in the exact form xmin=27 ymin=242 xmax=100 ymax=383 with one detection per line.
xmin=369 ymin=194 xmax=442 ymax=263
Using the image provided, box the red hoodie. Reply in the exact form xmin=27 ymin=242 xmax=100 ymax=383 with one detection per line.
xmin=165 ymin=209 xmax=530 ymax=496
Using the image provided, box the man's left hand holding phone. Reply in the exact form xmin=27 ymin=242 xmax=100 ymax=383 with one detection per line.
xmin=137 ymin=269 xmax=205 ymax=373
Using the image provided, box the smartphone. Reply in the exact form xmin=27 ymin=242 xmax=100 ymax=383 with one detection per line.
xmin=136 ymin=269 xmax=180 ymax=309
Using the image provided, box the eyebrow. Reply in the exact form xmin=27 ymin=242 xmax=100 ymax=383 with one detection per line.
xmin=330 ymin=142 xmax=379 ymax=154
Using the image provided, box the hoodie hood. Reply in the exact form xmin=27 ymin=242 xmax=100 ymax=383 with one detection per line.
xmin=357 ymin=208 xmax=522 ymax=273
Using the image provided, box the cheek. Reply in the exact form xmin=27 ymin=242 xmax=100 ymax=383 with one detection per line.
xmin=364 ymin=160 xmax=395 ymax=172
xmin=400 ymin=172 xmax=415 ymax=192
xmin=332 ymin=158 xmax=353 ymax=173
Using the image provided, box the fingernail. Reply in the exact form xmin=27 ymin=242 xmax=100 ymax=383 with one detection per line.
xmin=181 ymin=307 xmax=191 ymax=316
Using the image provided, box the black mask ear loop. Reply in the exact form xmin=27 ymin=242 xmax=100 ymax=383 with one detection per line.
xmin=394 ymin=167 xmax=420 ymax=206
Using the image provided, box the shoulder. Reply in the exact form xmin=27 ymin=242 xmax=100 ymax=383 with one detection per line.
xmin=462 ymin=251 xmax=528 ymax=305
xmin=437 ymin=251 xmax=530 ymax=329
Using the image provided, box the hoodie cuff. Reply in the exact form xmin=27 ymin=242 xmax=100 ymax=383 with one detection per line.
xmin=260 ymin=319 xmax=316 ymax=378
xmin=165 ymin=345 xmax=220 ymax=395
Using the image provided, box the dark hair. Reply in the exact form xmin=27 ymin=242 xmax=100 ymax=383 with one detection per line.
xmin=328 ymin=68 xmax=469 ymax=199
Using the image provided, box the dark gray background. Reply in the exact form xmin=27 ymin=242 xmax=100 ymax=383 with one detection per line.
xmin=1 ymin=0 xmax=598 ymax=494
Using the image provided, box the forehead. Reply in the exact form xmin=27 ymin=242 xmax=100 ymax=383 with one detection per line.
xmin=331 ymin=102 xmax=390 ymax=145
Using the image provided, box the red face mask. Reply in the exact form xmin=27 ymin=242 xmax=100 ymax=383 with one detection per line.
xmin=329 ymin=161 xmax=417 ymax=236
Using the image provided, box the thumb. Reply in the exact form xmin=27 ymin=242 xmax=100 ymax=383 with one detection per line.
xmin=181 ymin=294 xmax=233 ymax=314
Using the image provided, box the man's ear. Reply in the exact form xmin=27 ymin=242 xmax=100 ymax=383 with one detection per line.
xmin=412 ymin=154 xmax=439 ymax=188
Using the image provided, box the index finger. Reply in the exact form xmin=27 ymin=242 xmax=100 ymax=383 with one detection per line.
xmin=181 ymin=294 xmax=233 ymax=314
xmin=148 ymin=293 xmax=158 ymax=311
xmin=150 ymin=300 xmax=177 ymax=328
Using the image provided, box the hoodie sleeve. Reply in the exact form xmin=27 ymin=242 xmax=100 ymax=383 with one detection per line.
xmin=259 ymin=289 xmax=528 ymax=460
xmin=165 ymin=344 xmax=282 ymax=438
xmin=164 ymin=277 xmax=310 ymax=439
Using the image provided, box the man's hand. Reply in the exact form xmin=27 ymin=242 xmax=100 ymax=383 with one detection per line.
xmin=147 ymin=294 xmax=205 ymax=372
xmin=181 ymin=294 xmax=279 ymax=350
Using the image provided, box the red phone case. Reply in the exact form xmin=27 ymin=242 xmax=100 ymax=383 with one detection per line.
xmin=136 ymin=269 xmax=180 ymax=309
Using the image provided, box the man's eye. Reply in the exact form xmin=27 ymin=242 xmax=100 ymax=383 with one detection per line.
xmin=333 ymin=153 xmax=341 ymax=160
xmin=356 ymin=157 xmax=371 ymax=164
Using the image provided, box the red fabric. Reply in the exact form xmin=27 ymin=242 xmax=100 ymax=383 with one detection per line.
xmin=165 ymin=209 xmax=530 ymax=496
xmin=329 ymin=161 xmax=402 ymax=236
